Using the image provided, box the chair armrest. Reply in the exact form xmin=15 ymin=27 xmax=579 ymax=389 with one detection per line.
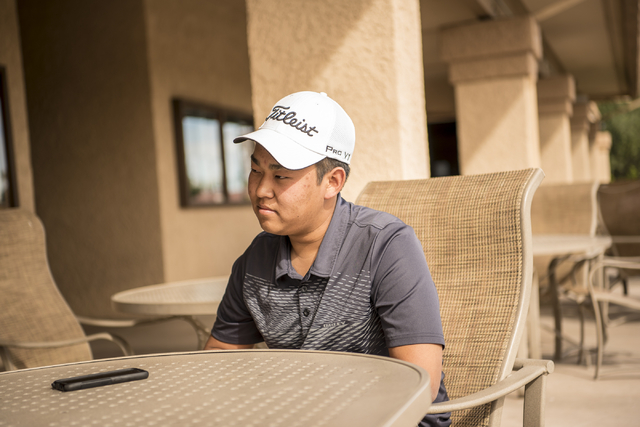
xmin=610 ymin=236 xmax=640 ymax=244
xmin=598 ymin=257 xmax=640 ymax=269
xmin=0 ymin=332 xmax=132 ymax=370
xmin=427 ymin=359 xmax=554 ymax=413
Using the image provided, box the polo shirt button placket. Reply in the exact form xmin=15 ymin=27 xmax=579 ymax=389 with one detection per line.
xmin=303 ymin=308 xmax=311 ymax=317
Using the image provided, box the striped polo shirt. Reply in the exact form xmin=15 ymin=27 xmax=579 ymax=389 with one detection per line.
xmin=213 ymin=194 xmax=445 ymax=354
xmin=212 ymin=194 xmax=450 ymax=425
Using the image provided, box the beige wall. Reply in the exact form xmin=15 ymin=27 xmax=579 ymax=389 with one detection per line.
xmin=143 ymin=0 xmax=262 ymax=282
xmin=245 ymin=0 xmax=430 ymax=201
xmin=441 ymin=16 xmax=542 ymax=176
xmin=18 ymin=0 xmax=165 ymax=318
xmin=537 ymin=75 xmax=576 ymax=184
xmin=538 ymin=115 xmax=573 ymax=183
xmin=454 ymin=77 xmax=541 ymax=174
xmin=591 ymin=130 xmax=612 ymax=183
xmin=570 ymin=101 xmax=600 ymax=182
xmin=0 ymin=0 xmax=35 ymax=212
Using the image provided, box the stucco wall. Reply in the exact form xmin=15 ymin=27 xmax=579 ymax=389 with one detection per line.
xmin=18 ymin=0 xmax=165 ymax=318
xmin=143 ymin=0 xmax=262 ymax=281
xmin=245 ymin=0 xmax=430 ymax=201
xmin=455 ymin=76 xmax=541 ymax=175
xmin=0 ymin=0 xmax=35 ymax=212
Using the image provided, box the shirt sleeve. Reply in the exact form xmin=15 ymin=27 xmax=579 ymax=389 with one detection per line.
xmin=371 ymin=223 xmax=445 ymax=349
xmin=211 ymin=251 xmax=264 ymax=345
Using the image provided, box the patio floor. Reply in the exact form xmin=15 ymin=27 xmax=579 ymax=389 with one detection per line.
xmin=85 ymin=276 xmax=640 ymax=426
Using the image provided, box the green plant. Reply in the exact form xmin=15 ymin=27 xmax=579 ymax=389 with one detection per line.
xmin=599 ymin=101 xmax=640 ymax=181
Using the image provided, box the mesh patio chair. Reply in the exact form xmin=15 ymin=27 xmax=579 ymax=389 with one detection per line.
xmin=530 ymin=180 xmax=600 ymax=292
xmin=0 ymin=209 xmax=130 ymax=371
xmin=597 ymin=180 xmax=640 ymax=293
xmin=356 ymin=168 xmax=553 ymax=427
xmin=530 ymin=181 xmax=604 ymax=361
xmin=587 ymin=257 xmax=640 ymax=379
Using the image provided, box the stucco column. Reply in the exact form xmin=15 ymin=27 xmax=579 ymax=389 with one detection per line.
xmin=590 ymin=131 xmax=612 ymax=183
xmin=570 ymin=101 xmax=600 ymax=182
xmin=244 ymin=0 xmax=429 ymax=200
xmin=537 ymin=75 xmax=575 ymax=184
xmin=440 ymin=16 xmax=542 ymax=175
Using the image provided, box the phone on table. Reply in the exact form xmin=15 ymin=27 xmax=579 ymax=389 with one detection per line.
xmin=51 ymin=368 xmax=149 ymax=392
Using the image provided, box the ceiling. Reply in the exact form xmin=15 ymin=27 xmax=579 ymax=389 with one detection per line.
xmin=419 ymin=0 xmax=640 ymax=122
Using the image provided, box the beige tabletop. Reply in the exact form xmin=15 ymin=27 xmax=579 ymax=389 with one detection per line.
xmin=0 ymin=350 xmax=431 ymax=427
xmin=111 ymin=276 xmax=229 ymax=316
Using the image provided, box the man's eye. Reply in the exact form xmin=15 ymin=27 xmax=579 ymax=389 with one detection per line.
xmin=275 ymin=175 xmax=288 ymax=180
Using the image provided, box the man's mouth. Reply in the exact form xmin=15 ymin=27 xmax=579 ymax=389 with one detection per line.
xmin=256 ymin=204 xmax=276 ymax=214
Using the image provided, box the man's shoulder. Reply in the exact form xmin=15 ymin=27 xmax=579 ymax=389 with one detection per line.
xmin=349 ymin=202 xmax=407 ymax=232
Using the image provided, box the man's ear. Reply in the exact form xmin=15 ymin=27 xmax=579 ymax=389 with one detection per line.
xmin=324 ymin=167 xmax=346 ymax=199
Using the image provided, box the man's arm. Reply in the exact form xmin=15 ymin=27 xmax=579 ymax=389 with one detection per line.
xmin=389 ymin=343 xmax=443 ymax=402
xmin=204 ymin=335 xmax=254 ymax=350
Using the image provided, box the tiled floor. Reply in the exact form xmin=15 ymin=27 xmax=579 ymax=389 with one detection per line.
xmin=85 ymin=278 xmax=640 ymax=426
xmin=501 ymin=277 xmax=640 ymax=426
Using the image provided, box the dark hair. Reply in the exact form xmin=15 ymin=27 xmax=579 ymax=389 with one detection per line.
xmin=315 ymin=157 xmax=350 ymax=185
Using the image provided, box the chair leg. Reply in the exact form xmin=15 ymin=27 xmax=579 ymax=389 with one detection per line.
xmin=0 ymin=346 xmax=17 ymax=371
xmin=549 ymin=257 xmax=564 ymax=361
xmin=577 ymin=302 xmax=587 ymax=365
xmin=523 ymin=372 xmax=547 ymax=427
xmin=591 ymin=297 xmax=605 ymax=380
xmin=109 ymin=334 xmax=134 ymax=356
xmin=178 ymin=316 xmax=212 ymax=349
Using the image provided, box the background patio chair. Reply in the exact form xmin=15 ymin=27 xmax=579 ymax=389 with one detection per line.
xmin=597 ymin=180 xmax=640 ymax=294
xmin=356 ymin=168 xmax=552 ymax=427
xmin=529 ymin=181 xmax=603 ymax=361
xmin=587 ymin=257 xmax=640 ymax=379
xmin=530 ymin=181 xmax=600 ymax=294
xmin=0 ymin=209 xmax=130 ymax=371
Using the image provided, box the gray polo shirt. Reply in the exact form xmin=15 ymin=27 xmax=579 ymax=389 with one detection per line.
xmin=212 ymin=194 xmax=445 ymax=353
xmin=212 ymin=195 xmax=450 ymax=425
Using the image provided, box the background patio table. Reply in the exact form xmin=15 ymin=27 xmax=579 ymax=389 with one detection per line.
xmin=531 ymin=234 xmax=612 ymax=360
xmin=0 ymin=349 xmax=431 ymax=427
xmin=111 ymin=276 xmax=229 ymax=348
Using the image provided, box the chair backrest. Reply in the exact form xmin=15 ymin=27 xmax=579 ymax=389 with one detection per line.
xmin=0 ymin=209 xmax=92 ymax=369
xmin=356 ymin=168 xmax=544 ymax=427
xmin=598 ymin=180 xmax=640 ymax=258
xmin=530 ymin=182 xmax=599 ymax=235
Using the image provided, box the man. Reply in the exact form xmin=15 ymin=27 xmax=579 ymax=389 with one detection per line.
xmin=205 ymin=91 xmax=450 ymax=426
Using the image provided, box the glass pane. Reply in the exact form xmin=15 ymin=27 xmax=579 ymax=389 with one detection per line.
xmin=223 ymin=121 xmax=254 ymax=203
xmin=0 ymin=92 xmax=8 ymax=208
xmin=182 ymin=116 xmax=225 ymax=205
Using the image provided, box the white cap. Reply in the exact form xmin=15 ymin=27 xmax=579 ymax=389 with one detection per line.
xmin=234 ymin=91 xmax=355 ymax=170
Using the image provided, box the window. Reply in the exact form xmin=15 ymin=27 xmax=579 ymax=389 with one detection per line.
xmin=173 ymin=99 xmax=254 ymax=207
xmin=0 ymin=66 xmax=18 ymax=208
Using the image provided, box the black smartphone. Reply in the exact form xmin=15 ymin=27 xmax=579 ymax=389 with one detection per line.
xmin=51 ymin=368 xmax=149 ymax=392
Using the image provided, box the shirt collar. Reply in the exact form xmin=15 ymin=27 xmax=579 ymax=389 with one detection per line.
xmin=274 ymin=193 xmax=351 ymax=284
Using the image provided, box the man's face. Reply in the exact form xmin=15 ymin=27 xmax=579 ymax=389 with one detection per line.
xmin=248 ymin=144 xmax=329 ymax=238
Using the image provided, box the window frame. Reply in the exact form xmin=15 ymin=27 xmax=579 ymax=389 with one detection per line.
xmin=172 ymin=98 xmax=254 ymax=208
xmin=0 ymin=65 xmax=19 ymax=209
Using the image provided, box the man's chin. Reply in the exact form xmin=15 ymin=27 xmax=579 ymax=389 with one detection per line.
xmin=257 ymin=220 xmax=285 ymax=236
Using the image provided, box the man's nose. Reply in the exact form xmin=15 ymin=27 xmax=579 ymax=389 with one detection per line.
xmin=254 ymin=175 xmax=274 ymax=199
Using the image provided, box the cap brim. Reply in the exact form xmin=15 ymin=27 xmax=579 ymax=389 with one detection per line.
xmin=234 ymin=128 xmax=325 ymax=170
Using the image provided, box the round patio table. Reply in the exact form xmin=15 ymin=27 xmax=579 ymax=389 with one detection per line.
xmin=111 ymin=276 xmax=229 ymax=348
xmin=0 ymin=349 xmax=431 ymax=427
